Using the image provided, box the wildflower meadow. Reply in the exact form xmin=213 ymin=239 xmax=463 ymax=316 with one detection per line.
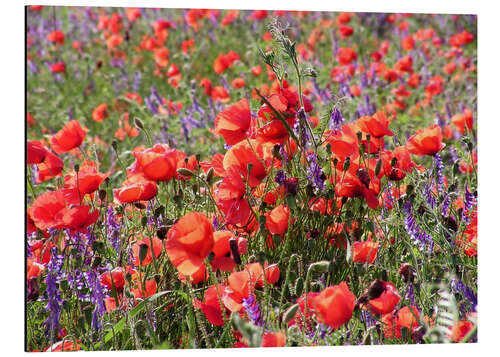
xmin=26 ymin=5 xmax=477 ymax=352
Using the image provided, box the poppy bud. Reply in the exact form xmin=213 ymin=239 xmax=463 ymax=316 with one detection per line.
xmin=177 ymin=168 xmax=194 ymax=177
xmin=398 ymin=263 xmax=415 ymax=283
xmin=453 ymin=161 xmax=460 ymax=175
xmin=154 ymin=206 xmax=164 ymax=218
xmin=284 ymin=177 xmax=298 ymax=196
xmin=283 ymin=304 xmax=299 ymax=325
xmin=366 ymin=279 xmax=385 ymax=300
xmin=206 ymin=167 xmax=214 ymax=183
xmin=272 ymin=144 xmax=282 ymax=159
xmin=206 ymin=251 xmax=215 ymax=264
xmin=157 ymin=226 xmax=168 ymax=240
xmin=111 ymin=140 xmax=118 ymax=152
xmin=406 ymin=184 xmax=414 ymax=196
xmin=247 ymin=163 xmax=253 ymax=174
xmin=375 ymin=159 xmax=382 ymax=176
xmin=360 ymin=142 xmax=365 ymax=155
xmin=326 ymin=143 xmax=332 ymax=155
xmin=96 ymin=60 xmax=103 ymax=69
xmin=391 ymin=157 xmax=398 ymax=167
xmin=333 ymin=157 xmax=338 ymax=167
xmin=366 ymin=134 xmax=371 ymax=142
xmin=125 ymin=31 xmax=130 ymax=42
xmin=98 ymin=189 xmax=107 ymax=201
xmin=138 ymin=243 xmax=149 ymax=265
xmin=135 ymin=202 xmax=147 ymax=210
xmin=229 ymin=238 xmax=241 ymax=265
xmin=140 ymin=215 xmax=148 ymax=226
xmin=356 ymin=131 xmax=363 ymax=141
xmin=27 ymin=278 xmax=39 ymax=302
xmin=309 ymin=260 xmax=330 ymax=273
xmin=343 ymin=157 xmax=351 ymax=171
xmin=134 ymin=118 xmax=145 ymax=130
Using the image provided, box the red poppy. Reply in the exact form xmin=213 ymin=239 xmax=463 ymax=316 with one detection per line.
xmin=165 ymin=212 xmax=214 ymax=276
xmin=132 ymin=144 xmax=178 ymax=182
xmin=211 ymin=86 xmax=230 ymax=103
xmin=132 ymin=237 xmax=163 ymax=267
xmin=44 ymin=341 xmax=81 ymax=352
xmin=100 ymin=268 xmax=126 ymax=292
xmin=35 ymin=147 xmax=64 ymax=183
xmin=222 ymin=269 xmax=256 ymax=312
xmin=215 ymin=166 xmax=251 ymax=226
xmin=27 ymin=141 xmax=47 ymax=164
xmin=27 ymin=257 xmax=45 ymax=280
xmin=178 ymin=264 xmax=208 ymax=285
xmin=339 ymin=25 xmax=354 ymax=38
xmin=407 ymin=73 xmax=420 ymax=88
xmin=313 ymin=282 xmax=356 ymax=329
xmin=449 ymin=30 xmax=474 ymax=47
xmin=250 ymin=10 xmax=268 ymax=21
xmin=451 ymin=108 xmax=473 ymax=134
xmin=50 ymin=120 xmax=86 ymax=154
xmin=28 ymin=189 xmax=98 ymax=232
xmin=232 ymin=77 xmax=245 ymax=89
xmin=213 ymin=51 xmax=240 ymax=74
xmin=395 ymin=55 xmax=413 ymax=74
xmin=356 ymin=111 xmax=394 ymax=138
xmin=223 ymin=139 xmax=268 ymax=187
xmin=64 ymin=161 xmax=108 ymax=195
xmin=211 ymin=230 xmax=238 ymax=272
xmin=200 ymin=153 xmax=226 ymax=177
xmin=132 ymin=280 xmax=157 ymax=300
xmin=50 ymin=62 xmax=66 ymax=73
xmin=47 ymin=30 xmax=65 ymax=44
xmin=407 ymin=124 xmax=445 ymax=156
xmin=337 ymin=47 xmax=357 ymax=65
xmin=451 ymin=320 xmax=474 ymax=342
xmin=425 ymin=76 xmax=444 ymax=97
xmin=125 ymin=7 xmax=141 ymax=22
xmin=215 ymin=99 xmax=251 ymax=146
xmin=193 ymin=284 xmax=230 ymax=326
xmin=335 ymin=171 xmax=380 ymax=209
xmin=265 ymin=204 xmax=290 ymax=236
xmin=381 ymin=146 xmax=417 ymax=181
xmin=114 ymin=176 xmax=157 ymax=204
xmin=401 ymin=35 xmax=415 ymax=51
xmin=322 ymin=123 xmax=359 ymax=158
xmin=92 ymin=103 xmax=108 ymax=122
xmin=382 ymin=306 xmax=420 ymax=339
xmin=366 ymin=281 xmax=401 ymax=315
xmin=289 ymin=292 xmax=320 ymax=330
xmin=352 ymin=241 xmax=378 ymax=264
xmin=261 ymin=331 xmax=286 ymax=347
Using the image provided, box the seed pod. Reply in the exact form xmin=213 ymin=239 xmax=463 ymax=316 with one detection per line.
xmin=98 ymin=189 xmax=107 ymax=202
xmin=391 ymin=157 xmax=398 ymax=167
xmin=206 ymin=167 xmax=214 ymax=183
xmin=343 ymin=157 xmax=351 ymax=171
xmin=138 ymin=243 xmax=149 ymax=265
xmin=135 ymin=202 xmax=147 ymax=210
xmin=74 ymin=164 xmax=80 ymax=173
xmin=177 ymin=168 xmax=194 ymax=177
xmin=157 ymin=226 xmax=168 ymax=240
xmin=356 ymin=131 xmax=363 ymax=141
xmin=295 ymin=277 xmax=304 ymax=297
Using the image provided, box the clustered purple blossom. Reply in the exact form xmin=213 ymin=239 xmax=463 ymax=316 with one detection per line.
xmin=329 ymin=107 xmax=344 ymax=134
xmin=44 ymin=247 xmax=65 ymax=340
xmin=275 ymin=170 xmax=287 ymax=186
xmin=242 ymin=294 xmax=264 ymax=327
xmin=434 ymin=154 xmax=445 ymax=195
xmin=450 ymin=278 xmax=477 ymax=313
xmin=107 ymin=206 xmax=121 ymax=256
xmin=403 ymin=201 xmax=434 ymax=253
xmin=306 ymin=152 xmax=325 ymax=192
xmin=85 ymin=269 xmax=108 ymax=331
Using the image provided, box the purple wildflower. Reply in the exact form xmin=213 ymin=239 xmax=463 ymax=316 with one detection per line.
xmin=85 ymin=269 xmax=108 ymax=331
xmin=306 ymin=152 xmax=325 ymax=192
xmin=403 ymin=201 xmax=434 ymax=253
xmin=275 ymin=170 xmax=287 ymax=186
xmin=329 ymin=107 xmax=344 ymax=134
xmin=450 ymin=278 xmax=477 ymax=312
xmin=145 ymin=97 xmax=158 ymax=115
xmin=44 ymin=247 xmax=64 ymax=341
xmin=242 ymin=294 xmax=264 ymax=327
xmin=106 ymin=206 xmax=121 ymax=256
xmin=434 ymin=154 xmax=445 ymax=194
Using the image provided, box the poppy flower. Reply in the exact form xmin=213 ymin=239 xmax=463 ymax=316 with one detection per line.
xmin=401 ymin=35 xmax=415 ymax=51
xmin=251 ymin=65 xmax=262 ymax=76
xmin=335 ymin=171 xmax=380 ymax=209
xmin=322 ymin=123 xmax=359 ymax=158
xmin=132 ymin=237 xmax=163 ymax=267
xmin=92 ymin=103 xmax=108 ymax=122
xmin=165 ymin=212 xmax=214 ymax=276
xmin=261 ymin=331 xmax=286 ymax=347
xmin=27 ymin=257 xmax=45 ymax=280
xmin=232 ymin=77 xmax=245 ymax=89
xmin=407 ymin=73 xmax=420 ymax=88
xmin=215 ymin=166 xmax=251 ymax=226
xmin=289 ymin=292 xmax=320 ymax=330
xmin=132 ymin=280 xmax=158 ymax=300
xmin=47 ymin=30 xmax=65 ymax=44
xmin=44 ymin=341 xmax=81 ymax=352
xmin=215 ymin=98 xmax=251 ymax=146
xmin=381 ymin=146 xmax=417 ymax=181
xmin=451 ymin=108 xmax=473 ymax=134
xmin=449 ymin=30 xmax=474 ymax=47
xmin=132 ymin=144 xmax=178 ymax=182
xmin=221 ymin=9 xmax=239 ymax=26
xmin=64 ymin=161 xmax=108 ymax=196
xmin=30 ymin=239 xmax=55 ymax=265
xmin=451 ymin=320 xmax=474 ymax=342
xmin=193 ymin=284 xmax=229 ymax=326
xmin=382 ymin=306 xmax=420 ymax=339
xmin=265 ymin=204 xmax=290 ymax=236
xmin=50 ymin=62 xmax=66 ymax=73
xmin=312 ymin=282 xmax=356 ymax=329
xmin=50 ymin=120 xmax=86 ymax=154
xmin=425 ymin=76 xmax=444 ymax=97
xmin=364 ymin=280 xmax=401 ymax=315
xmin=223 ymin=140 xmax=268 ymax=187
xmin=407 ymin=124 xmax=445 ymax=156
xmin=114 ymin=176 xmax=157 ymax=204
xmin=211 ymin=86 xmax=230 ymax=103
xmin=35 ymin=146 xmax=64 ymax=183
xmin=356 ymin=111 xmax=394 ymax=138
xmin=222 ymin=269 xmax=255 ymax=312
xmin=211 ymin=230 xmax=238 ymax=272
xmin=200 ymin=153 xmax=226 ymax=177
xmin=339 ymin=25 xmax=354 ymax=38
xmin=27 ymin=141 xmax=47 ymax=164
xmin=337 ymin=47 xmax=357 ymax=65
xmin=352 ymin=240 xmax=378 ymax=264
xmin=100 ymin=268 xmax=126 ymax=292
xmin=178 ymin=264 xmax=208 ymax=285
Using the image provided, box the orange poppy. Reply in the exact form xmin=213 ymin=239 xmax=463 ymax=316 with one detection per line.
xmin=265 ymin=204 xmax=290 ymax=235
xmin=215 ymin=98 xmax=251 ymax=146
xmin=313 ymin=282 xmax=356 ymax=329
xmin=352 ymin=240 xmax=378 ymax=264
xmin=193 ymin=284 xmax=229 ymax=326
xmin=451 ymin=108 xmax=473 ymax=134
xmin=322 ymin=123 xmax=359 ymax=158
xmin=366 ymin=281 xmax=401 ymax=315
xmin=407 ymin=124 xmax=445 ymax=156
xmin=92 ymin=103 xmax=108 ymax=122
xmin=215 ymin=166 xmax=251 ymax=226
xmin=132 ymin=144 xmax=178 ymax=182
xmin=223 ymin=139 xmax=268 ymax=187
xmin=356 ymin=111 xmax=394 ymax=138
xmin=451 ymin=320 xmax=474 ymax=342
xmin=261 ymin=331 xmax=286 ymax=347
xmin=382 ymin=306 xmax=420 ymax=339
xmin=132 ymin=280 xmax=157 ymax=300
xmin=165 ymin=212 xmax=214 ymax=276
xmin=114 ymin=176 xmax=157 ymax=204
xmin=132 ymin=237 xmax=163 ymax=267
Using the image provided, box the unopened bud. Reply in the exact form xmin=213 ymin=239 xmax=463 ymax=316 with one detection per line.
xmin=375 ymin=159 xmax=382 ymax=176
xmin=177 ymin=168 xmax=194 ymax=177
xmin=229 ymin=238 xmax=241 ymax=265
xmin=134 ymin=118 xmax=145 ymax=130
xmin=98 ymin=189 xmax=107 ymax=201
xmin=138 ymin=243 xmax=149 ymax=264
xmin=309 ymin=260 xmax=330 ymax=273
xmin=343 ymin=157 xmax=351 ymax=171
xmin=206 ymin=167 xmax=214 ymax=183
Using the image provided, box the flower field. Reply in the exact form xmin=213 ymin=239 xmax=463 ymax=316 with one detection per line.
xmin=26 ymin=6 xmax=477 ymax=351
